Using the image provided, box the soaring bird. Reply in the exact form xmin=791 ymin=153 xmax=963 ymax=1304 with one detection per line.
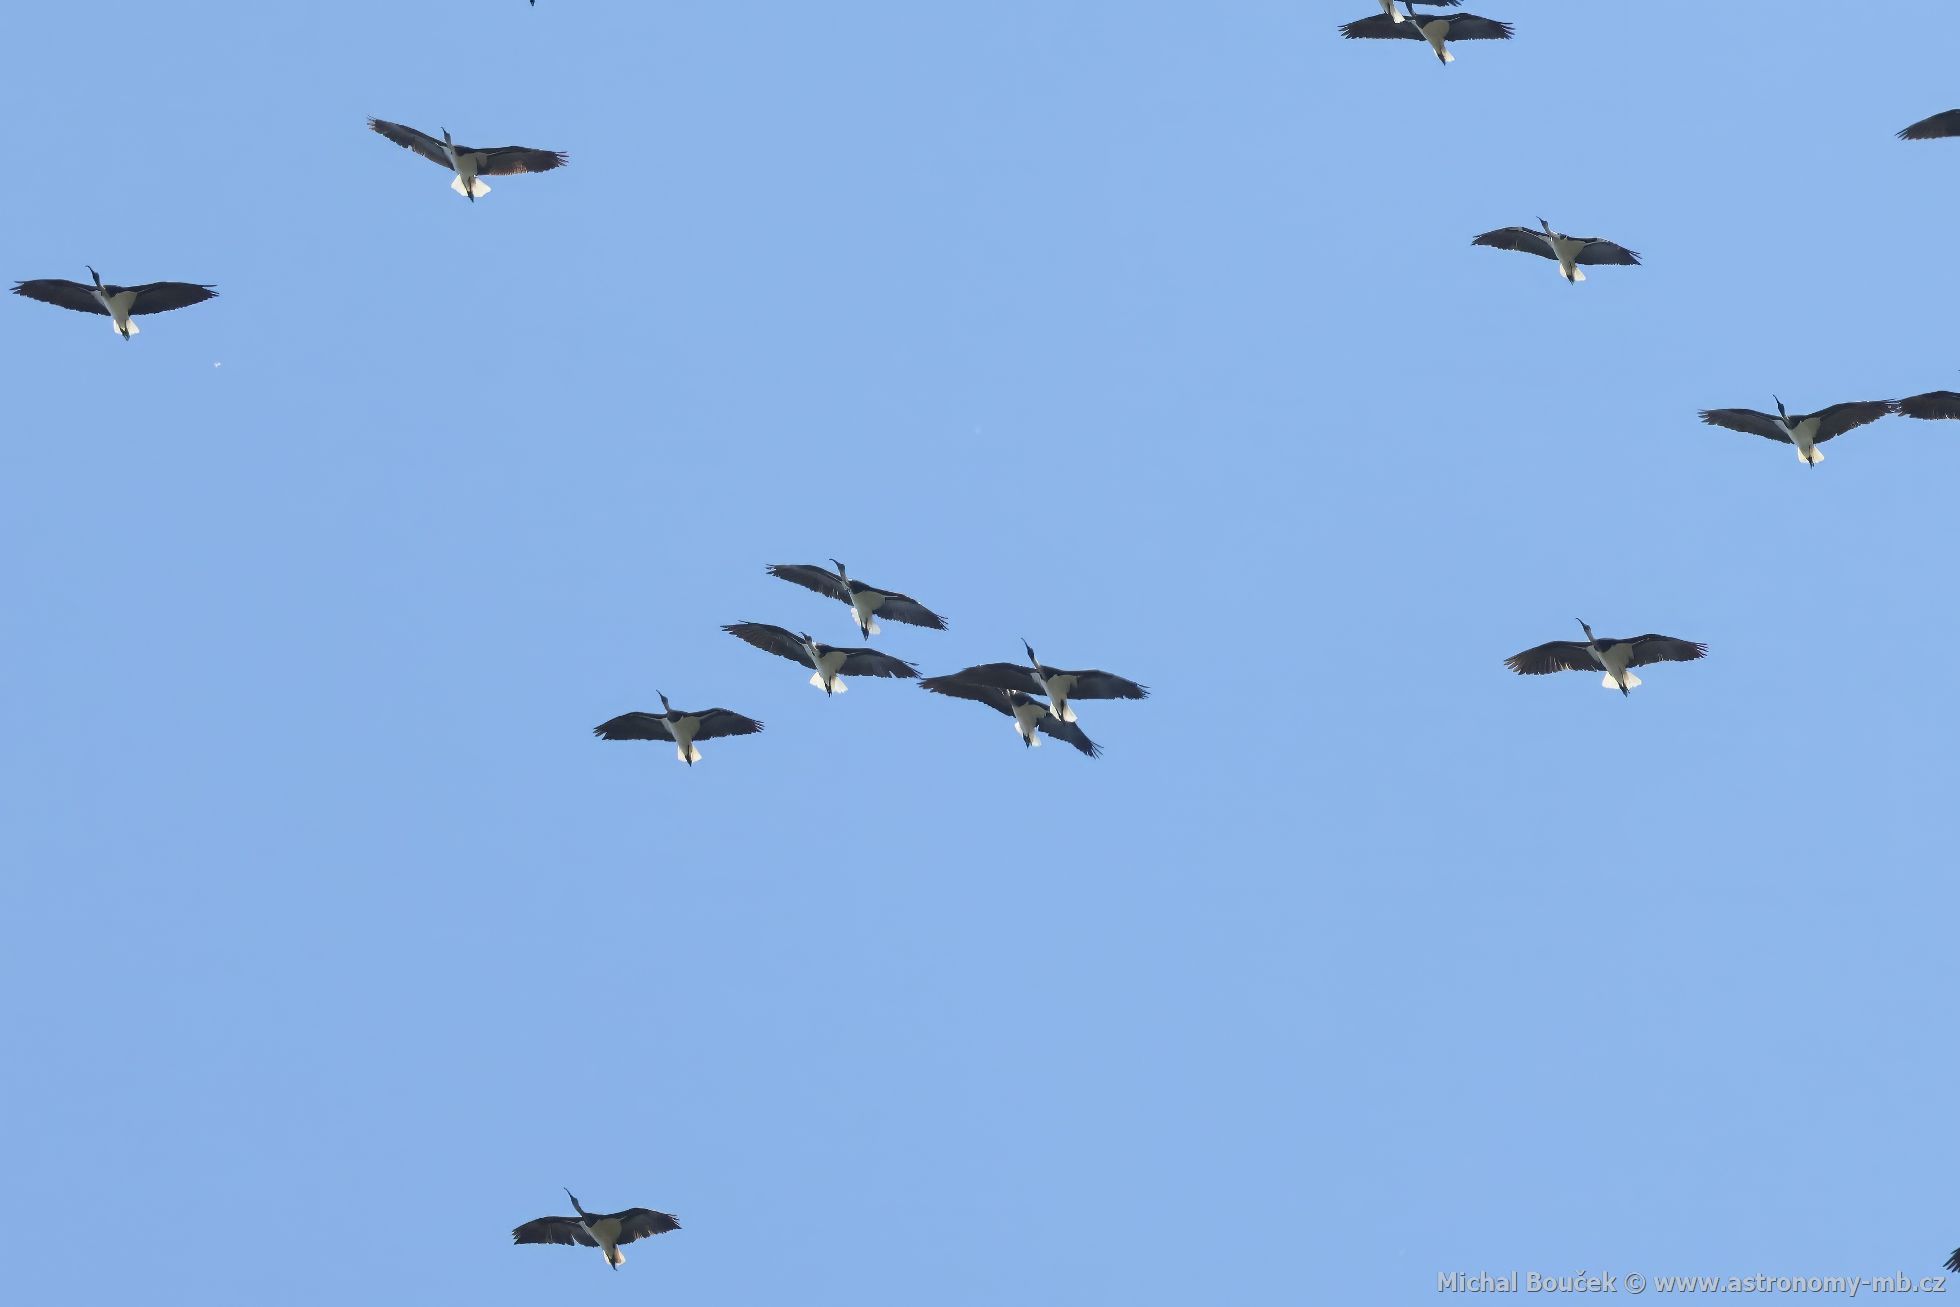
xmin=1898 ymin=111 xmax=1960 ymax=141
xmin=1373 ymin=0 xmax=1461 ymax=20
xmin=366 ymin=117 xmax=568 ymax=202
xmin=1339 ymin=5 xmax=1513 ymax=63
xmin=765 ymin=560 xmax=947 ymax=639
xmin=918 ymin=680 xmax=1101 ymax=757
xmin=594 ymin=693 xmax=763 ymax=766
xmin=1471 ymin=218 xmax=1641 ymax=284
xmin=12 ymin=267 xmax=216 ymax=340
xmin=722 ymin=621 xmax=920 ymax=695
xmin=919 ymin=641 xmax=1146 ymax=724
xmin=1895 ymin=390 xmax=1960 ymax=421
xmin=1505 ymin=621 xmax=1707 ymax=696
xmin=1698 ymin=396 xmax=1893 ymax=467
xmin=512 ymin=1190 xmax=680 ymax=1271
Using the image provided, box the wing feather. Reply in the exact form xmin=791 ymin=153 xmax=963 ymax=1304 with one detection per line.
xmin=766 ymin=563 xmax=851 ymax=604
xmin=1504 ymin=641 xmax=1597 ymax=676
xmin=1810 ymin=400 xmax=1894 ymax=441
xmin=1339 ymin=13 xmax=1421 ymax=39
xmin=128 ymin=282 xmax=218 ymax=315
xmin=367 ymin=117 xmax=452 ymax=167
xmin=833 ymin=649 xmax=921 ymax=678
xmin=1699 ymin=408 xmax=1790 ymax=444
xmin=1573 ymin=240 xmax=1640 ymax=266
xmin=1441 ymin=14 xmax=1514 ymax=40
xmin=512 ymin=1216 xmax=597 ymax=1248
xmin=868 ymin=591 xmax=948 ymax=630
xmin=687 ymin=709 xmax=764 ymax=741
xmin=921 ymin=664 xmax=1046 ymax=697
xmin=1472 ymin=227 xmax=1556 ymax=259
xmin=1899 ymin=110 xmax=1960 ymax=141
xmin=616 ymin=1209 xmax=683 ymax=1243
xmin=476 ymin=146 xmax=570 ymax=176
xmin=1896 ymin=390 xmax=1960 ymax=421
xmin=723 ymin=621 xmax=809 ymax=665
xmin=11 ymin=278 xmax=109 ymax=315
xmin=1624 ymin=636 xmax=1708 ymax=668
xmin=593 ymin=711 xmax=671 ymax=741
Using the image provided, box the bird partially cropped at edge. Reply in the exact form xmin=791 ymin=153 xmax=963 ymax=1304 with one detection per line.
xmin=12 ymin=268 xmax=216 ymax=340
xmin=1339 ymin=5 xmax=1513 ymax=64
xmin=1471 ymin=218 xmax=1640 ymax=284
xmin=1895 ymin=389 xmax=1960 ymax=421
xmin=1505 ymin=621 xmax=1707 ymax=696
xmin=919 ymin=641 xmax=1146 ymax=724
xmin=722 ymin=621 xmax=920 ymax=695
xmin=1898 ymin=110 xmax=1960 ymax=141
xmin=1698 ymin=396 xmax=1894 ymax=467
xmin=511 ymin=1190 xmax=680 ymax=1271
xmin=1944 ymin=1247 xmax=1959 ymax=1275
xmin=1373 ymin=0 xmax=1461 ymax=20
xmin=366 ymin=117 xmax=568 ymax=202
xmin=593 ymin=693 xmax=763 ymax=766
xmin=764 ymin=560 xmax=947 ymax=639
xmin=917 ymin=680 xmax=1101 ymax=757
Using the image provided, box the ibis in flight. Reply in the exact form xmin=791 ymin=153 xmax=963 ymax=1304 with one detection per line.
xmin=722 ymin=621 xmax=920 ymax=695
xmin=1373 ymin=0 xmax=1461 ymax=20
xmin=1898 ymin=111 xmax=1960 ymax=141
xmin=12 ymin=268 xmax=216 ymax=340
xmin=1895 ymin=390 xmax=1960 ymax=421
xmin=1339 ymin=5 xmax=1513 ymax=63
xmin=512 ymin=1190 xmax=680 ymax=1271
xmin=366 ymin=117 xmax=568 ymax=202
xmin=593 ymin=693 xmax=763 ymax=766
xmin=765 ymin=561 xmax=947 ymax=639
xmin=1472 ymin=218 xmax=1641 ymax=284
xmin=1698 ymin=396 xmax=1894 ymax=467
xmin=921 ymin=641 xmax=1146 ymax=724
xmin=918 ymin=680 xmax=1101 ymax=757
xmin=1505 ymin=621 xmax=1707 ymax=696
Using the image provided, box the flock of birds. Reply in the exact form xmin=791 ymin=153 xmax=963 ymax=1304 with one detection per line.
xmin=13 ymin=0 xmax=1960 ymax=1279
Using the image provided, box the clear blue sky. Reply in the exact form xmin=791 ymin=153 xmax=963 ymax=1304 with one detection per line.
xmin=4 ymin=3 xmax=1957 ymax=1302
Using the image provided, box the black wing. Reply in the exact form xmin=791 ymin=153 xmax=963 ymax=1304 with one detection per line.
xmin=723 ymin=621 xmax=809 ymax=665
xmin=1623 ymin=636 xmax=1708 ymax=668
xmin=1046 ymin=667 xmax=1149 ymax=701
xmin=1471 ymin=227 xmax=1557 ymax=259
xmin=512 ymin=1216 xmax=597 ymax=1248
xmin=1808 ymin=400 xmax=1894 ymax=442
xmin=367 ymin=117 xmax=452 ymax=167
xmin=1440 ymin=15 xmax=1514 ymax=40
xmin=833 ymin=649 xmax=920 ymax=678
xmin=1339 ymin=13 xmax=1421 ymax=39
xmin=1896 ymin=390 xmax=1960 ymax=421
xmin=1946 ymin=1248 xmax=1960 ymax=1274
xmin=920 ymin=678 xmax=1019 ymax=714
xmin=1899 ymin=110 xmax=1960 ymax=141
xmin=475 ymin=146 xmax=570 ymax=175
xmin=1504 ymin=641 xmax=1597 ymax=676
xmin=1574 ymin=240 xmax=1640 ymax=266
xmin=766 ymin=563 xmax=851 ymax=604
xmin=127 ymin=282 xmax=218 ymax=315
xmin=1699 ymin=408 xmax=1789 ymax=444
xmin=921 ymin=663 xmax=1046 ymax=696
xmin=594 ymin=711 xmax=671 ymax=741
xmin=866 ymin=590 xmax=948 ymax=631
xmin=11 ymin=278 xmax=109 ymax=315
xmin=614 ymin=1209 xmax=683 ymax=1243
xmin=1036 ymin=713 xmax=1102 ymax=758
xmin=685 ymin=709 xmax=764 ymax=741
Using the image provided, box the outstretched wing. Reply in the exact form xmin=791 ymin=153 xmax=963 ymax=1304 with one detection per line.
xmin=766 ymin=563 xmax=851 ymax=604
xmin=1440 ymin=14 xmax=1514 ymax=40
xmin=1899 ymin=110 xmax=1960 ymax=141
xmin=1896 ymin=390 xmax=1960 ymax=421
xmin=1339 ymin=13 xmax=1421 ymax=39
xmin=475 ymin=146 xmax=570 ymax=176
xmin=833 ymin=649 xmax=920 ymax=678
xmin=867 ymin=589 xmax=947 ymax=630
xmin=1699 ymin=408 xmax=1789 ymax=444
xmin=512 ymin=1216 xmax=597 ymax=1248
xmin=723 ymin=621 xmax=809 ymax=665
xmin=367 ymin=117 xmax=452 ymax=167
xmin=1810 ymin=400 xmax=1893 ymax=442
xmin=1036 ymin=713 xmax=1102 ymax=758
xmin=1624 ymin=636 xmax=1708 ymax=668
xmin=921 ymin=663 xmax=1046 ymax=697
xmin=1049 ymin=668 xmax=1149 ymax=701
xmin=1574 ymin=240 xmax=1640 ymax=266
xmin=1503 ymin=641 xmax=1597 ymax=676
xmin=1472 ymin=227 xmax=1556 ymax=260
xmin=11 ymin=278 xmax=108 ymax=315
xmin=919 ymin=678 xmax=1018 ymax=714
xmin=687 ymin=709 xmax=764 ymax=741
xmin=615 ymin=1209 xmax=683 ymax=1244
xmin=593 ymin=711 xmax=671 ymax=741
xmin=128 ymin=282 xmax=218 ymax=315
xmin=1946 ymin=1248 xmax=1960 ymax=1274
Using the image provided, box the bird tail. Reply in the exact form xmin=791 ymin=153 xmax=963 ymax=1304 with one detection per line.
xmin=1603 ymin=671 xmax=1642 ymax=692
xmin=676 ymin=742 xmax=703 ymax=764
xmin=1800 ymin=447 xmax=1824 ymax=466
xmin=1017 ymin=722 xmax=1042 ymax=748
xmin=1435 ymin=46 xmax=1454 ymax=63
xmin=1057 ymin=702 xmax=1078 ymax=724
xmin=451 ymin=175 xmax=490 ymax=198
xmin=809 ymin=672 xmax=846 ymax=693
xmin=608 ymin=1247 xmax=626 ymax=1268
xmin=1563 ymin=266 xmax=1585 ymax=283
xmin=862 ymin=619 xmax=881 ymax=637
xmin=112 ymin=318 xmax=139 ymax=337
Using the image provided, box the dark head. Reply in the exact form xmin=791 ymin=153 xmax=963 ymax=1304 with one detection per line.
xmin=86 ymin=265 xmax=102 ymax=289
xmin=829 ymin=558 xmax=848 ymax=580
xmin=1022 ymin=638 xmax=1039 ymax=668
xmin=1575 ymin=618 xmax=1595 ymax=643
xmin=1538 ymin=216 xmax=1552 ymax=233
xmin=564 ymin=1188 xmax=587 ymax=1218
xmin=657 ymin=691 xmax=672 ymax=714
xmin=1773 ymin=395 xmax=1787 ymax=419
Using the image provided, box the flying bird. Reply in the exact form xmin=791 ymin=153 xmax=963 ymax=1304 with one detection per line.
xmin=1505 ymin=621 xmax=1707 ymax=696
xmin=367 ymin=117 xmax=568 ymax=201
xmin=1898 ymin=111 xmax=1960 ymax=141
xmin=1339 ymin=5 xmax=1513 ymax=63
xmin=765 ymin=561 xmax=947 ymax=639
xmin=1895 ymin=390 xmax=1960 ymax=421
xmin=919 ymin=641 xmax=1146 ymax=725
xmin=512 ymin=1190 xmax=680 ymax=1271
xmin=722 ymin=621 xmax=919 ymax=695
xmin=1373 ymin=0 xmax=1461 ymax=20
xmin=1945 ymin=1248 xmax=1959 ymax=1274
xmin=1698 ymin=396 xmax=1893 ymax=467
xmin=12 ymin=267 xmax=216 ymax=340
xmin=594 ymin=693 xmax=763 ymax=766
xmin=1472 ymin=218 xmax=1640 ymax=284
xmin=918 ymin=680 xmax=1101 ymax=757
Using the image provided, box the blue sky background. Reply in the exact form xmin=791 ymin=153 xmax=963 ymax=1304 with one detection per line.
xmin=4 ymin=2 xmax=1957 ymax=1302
